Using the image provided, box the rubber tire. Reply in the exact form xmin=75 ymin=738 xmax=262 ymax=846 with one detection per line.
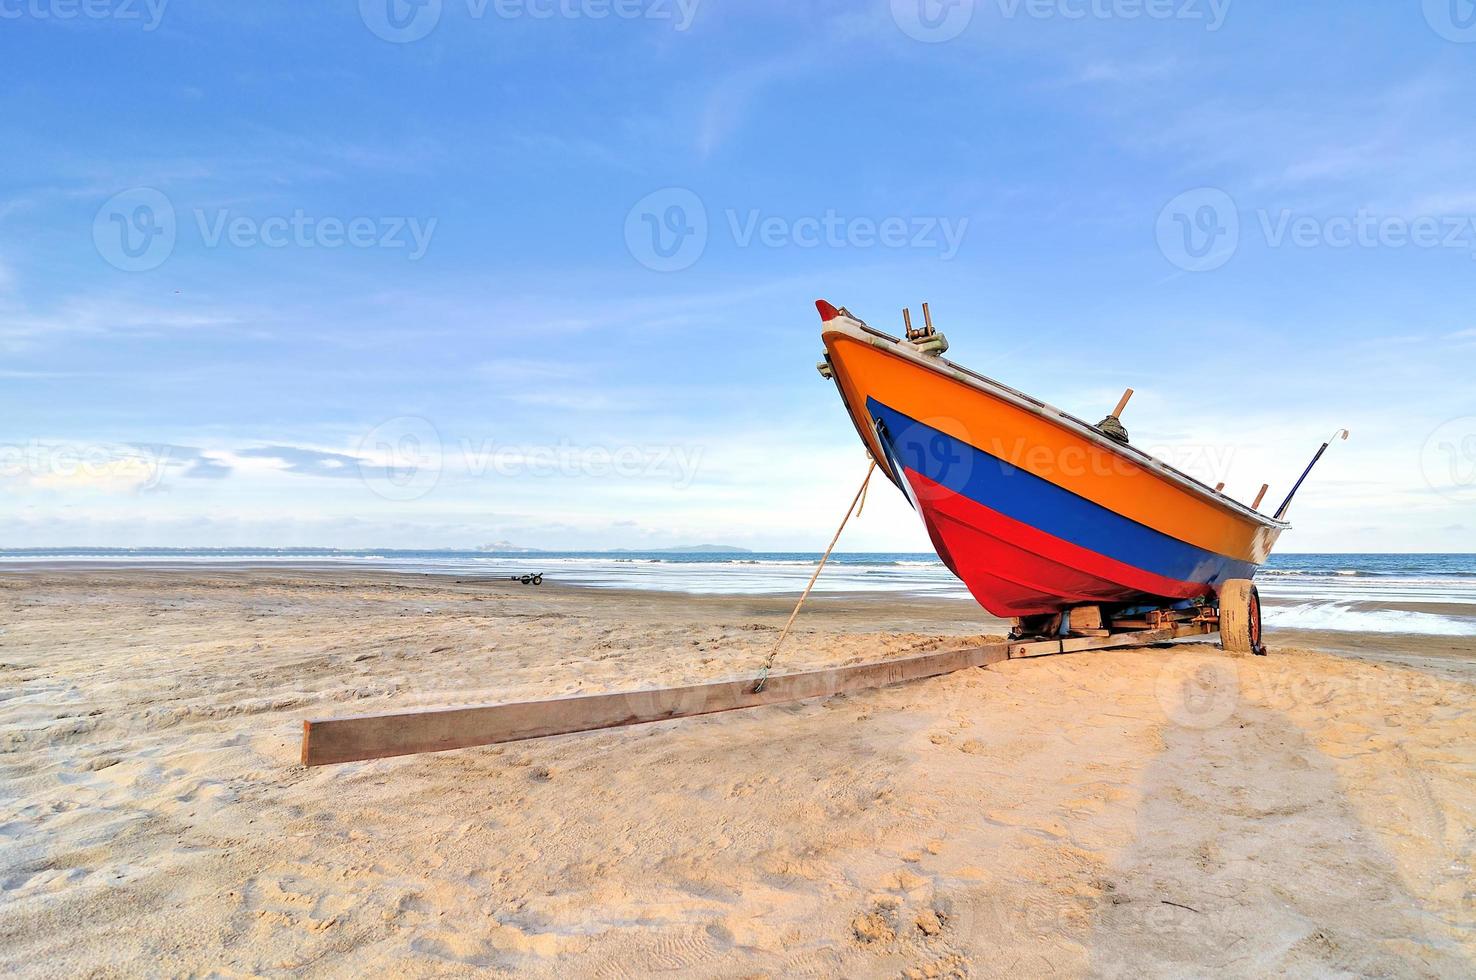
xmin=1219 ymin=579 xmax=1266 ymax=656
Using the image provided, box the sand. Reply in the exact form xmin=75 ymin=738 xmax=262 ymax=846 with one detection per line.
xmin=1 ymin=569 xmax=1472 ymax=977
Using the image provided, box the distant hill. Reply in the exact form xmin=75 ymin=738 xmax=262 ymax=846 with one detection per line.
xmin=608 ymin=544 xmax=752 ymax=554
xmin=476 ymin=541 xmax=543 ymax=553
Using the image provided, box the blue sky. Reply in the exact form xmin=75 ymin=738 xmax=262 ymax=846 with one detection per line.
xmin=2 ymin=0 xmax=1474 ymax=552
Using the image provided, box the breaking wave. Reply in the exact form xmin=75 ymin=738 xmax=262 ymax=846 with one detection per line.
xmin=1265 ymin=601 xmax=1475 ymax=636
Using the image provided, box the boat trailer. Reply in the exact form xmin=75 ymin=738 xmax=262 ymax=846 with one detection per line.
xmin=299 ymin=588 xmax=1260 ymax=767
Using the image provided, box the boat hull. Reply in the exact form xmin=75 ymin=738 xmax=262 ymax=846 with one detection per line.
xmin=820 ymin=305 xmax=1285 ymax=618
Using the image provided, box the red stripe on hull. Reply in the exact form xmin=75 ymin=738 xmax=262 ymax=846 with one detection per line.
xmin=906 ymin=470 xmax=1213 ymax=617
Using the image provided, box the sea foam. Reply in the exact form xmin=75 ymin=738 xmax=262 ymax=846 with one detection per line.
xmin=1265 ymin=601 xmax=1475 ymax=636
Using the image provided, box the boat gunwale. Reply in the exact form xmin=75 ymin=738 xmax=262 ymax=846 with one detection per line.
xmin=821 ymin=315 xmax=1289 ymax=533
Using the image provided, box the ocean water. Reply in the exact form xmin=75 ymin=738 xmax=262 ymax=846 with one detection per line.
xmin=3 ymin=549 xmax=1474 ymax=636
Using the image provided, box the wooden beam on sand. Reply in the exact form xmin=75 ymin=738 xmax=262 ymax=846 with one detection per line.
xmin=303 ymin=643 xmax=1010 ymax=766
xmin=300 ymin=624 xmax=1217 ymax=766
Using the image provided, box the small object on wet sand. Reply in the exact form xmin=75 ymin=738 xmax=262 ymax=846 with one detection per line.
xmin=509 ymin=573 xmax=544 ymax=585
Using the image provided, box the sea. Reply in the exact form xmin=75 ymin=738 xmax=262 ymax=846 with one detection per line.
xmin=3 ymin=549 xmax=1474 ymax=637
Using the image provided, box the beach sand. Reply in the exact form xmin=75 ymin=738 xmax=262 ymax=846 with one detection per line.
xmin=1 ymin=569 xmax=1472 ymax=977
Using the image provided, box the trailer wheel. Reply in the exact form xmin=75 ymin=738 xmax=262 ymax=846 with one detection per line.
xmin=1219 ymin=579 xmax=1265 ymax=656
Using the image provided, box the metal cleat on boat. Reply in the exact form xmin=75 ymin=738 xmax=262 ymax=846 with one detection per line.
xmin=903 ymin=302 xmax=948 ymax=356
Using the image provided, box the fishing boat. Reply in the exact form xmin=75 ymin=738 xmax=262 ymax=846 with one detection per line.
xmin=299 ymin=300 xmax=1348 ymax=767
xmin=816 ymin=300 xmax=1341 ymax=655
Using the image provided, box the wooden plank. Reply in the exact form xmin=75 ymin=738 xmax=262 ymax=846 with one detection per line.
xmin=1067 ymin=605 xmax=1104 ymax=631
xmin=302 ymin=642 xmax=1012 ymax=766
xmin=301 ymin=624 xmax=1222 ymax=766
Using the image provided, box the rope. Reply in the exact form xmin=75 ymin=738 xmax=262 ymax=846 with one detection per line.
xmin=752 ymin=460 xmax=877 ymax=693
xmin=1095 ymin=415 xmax=1129 ymax=444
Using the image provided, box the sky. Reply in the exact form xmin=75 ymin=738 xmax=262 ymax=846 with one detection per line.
xmin=2 ymin=0 xmax=1474 ymax=553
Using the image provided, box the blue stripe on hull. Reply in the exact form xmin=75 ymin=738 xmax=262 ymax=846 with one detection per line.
xmin=868 ymin=400 xmax=1257 ymax=588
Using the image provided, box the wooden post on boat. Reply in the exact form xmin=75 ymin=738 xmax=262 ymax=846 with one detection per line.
xmin=1096 ymin=388 xmax=1133 ymax=444
xmin=1252 ymin=484 xmax=1269 ymax=509
xmin=1214 ymin=482 xmax=1225 ymax=492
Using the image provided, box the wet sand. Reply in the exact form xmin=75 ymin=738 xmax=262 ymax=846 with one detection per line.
xmin=1 ymin=570 xmax=1472 ymax=977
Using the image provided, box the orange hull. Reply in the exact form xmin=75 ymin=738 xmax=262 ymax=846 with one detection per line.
xmin=818 ymin=301 xmax=1286 ymax=616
